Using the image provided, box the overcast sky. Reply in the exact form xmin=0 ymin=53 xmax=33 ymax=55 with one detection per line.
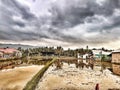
xmin=0 ymin=0 xmax=120 ymax=49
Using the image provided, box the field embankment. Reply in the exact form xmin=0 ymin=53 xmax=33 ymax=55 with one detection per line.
xmin=23 ymin=58 xmax=57 ymax=90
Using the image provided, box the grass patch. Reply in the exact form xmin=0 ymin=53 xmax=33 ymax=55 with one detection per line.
xmin=23 ymin=58 xmax=57 ymax=90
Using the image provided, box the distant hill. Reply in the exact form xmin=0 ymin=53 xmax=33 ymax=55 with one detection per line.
xmin=0 ymin=43 xmax=37 ymax=49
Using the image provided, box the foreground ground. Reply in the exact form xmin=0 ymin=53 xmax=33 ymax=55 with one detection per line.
xmin=36 ymin=63 xmax=120 ymax=90
xmin=0 ymin=65 xmax=44 ymax=90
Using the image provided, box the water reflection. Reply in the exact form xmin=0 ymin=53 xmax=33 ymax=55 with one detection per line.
xmin=0 ymin=58 xmax=120 ymax=76
xmin=100 ymin=62 xmax=120 ymax=76
xmin=61 ymin=59 xmax=95 ymax=70
xmin=0 ymin=59 xmax=50 ymax=70
xmin=100 ymin=62 xmax=112 ymax=73
xmin=112 ymin=64 xmax=120 ymax=75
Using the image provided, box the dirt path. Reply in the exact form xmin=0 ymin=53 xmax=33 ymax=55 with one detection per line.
xmin=0 ymin=65 xmax=44 ymax=90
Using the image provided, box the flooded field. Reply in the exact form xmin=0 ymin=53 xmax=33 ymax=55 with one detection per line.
xmin=0 ymin=59 xmax=120 ymax=90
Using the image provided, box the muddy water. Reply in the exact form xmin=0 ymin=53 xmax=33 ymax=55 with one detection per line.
xmin=0 ymin=58 xmax=119 ymax=76
xmin=97 ymin=62 xmax=120 ymax=76
xmin=0 ymin=59 xmax=51 ymax=70
xmin=58 ymin=59 xmax=120 ymax=76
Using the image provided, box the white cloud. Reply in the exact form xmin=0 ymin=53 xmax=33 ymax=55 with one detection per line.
xmin=96 ymin=0 xmax=106 ymax=6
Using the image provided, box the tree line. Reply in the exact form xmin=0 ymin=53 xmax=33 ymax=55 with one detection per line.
xmin=17 ymin=46 xmax=93 ymax=57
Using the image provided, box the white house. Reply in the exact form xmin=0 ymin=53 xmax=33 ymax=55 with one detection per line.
xmin=92 ymin=50 xmax=111 ymax=60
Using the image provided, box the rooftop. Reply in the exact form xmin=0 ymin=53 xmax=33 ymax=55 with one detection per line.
xmin=112 ymin=49 xmax=120 ymax=53
xmin=0 ymin=48 xmax=19 ymax=54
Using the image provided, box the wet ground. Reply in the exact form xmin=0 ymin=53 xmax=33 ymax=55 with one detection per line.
xmin=36 ymin=62 xmax=120 ymax=90
xmin=0 ymin=59 xmax=120 ymax=90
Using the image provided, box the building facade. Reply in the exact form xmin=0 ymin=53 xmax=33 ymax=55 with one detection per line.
xmin=112 ymin=50 xmax=120 ymax=64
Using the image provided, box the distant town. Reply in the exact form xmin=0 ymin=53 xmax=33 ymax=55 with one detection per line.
xmin=0 ymin=45 xmax=117 ymax=63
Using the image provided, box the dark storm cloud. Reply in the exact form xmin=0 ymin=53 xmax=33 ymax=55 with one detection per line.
xmin=86 ymin=0 xmax=120 ymax=31
xmin=0 ymin=0 xmax=36 ymax=29
xmin=47 ymin=0 xmax=120 ymax=44
xmin=47 ymin=0 xmax=120 ymax=45
xmin=0 ymin=0 xmax=120 ymax=46
xmin=49 ymin=0 xmax=120 ymax=29
xmin=1 ymin=0 xmax=36 ymax=20
xmin=89 ymin=0 xmax=120 ymax=16
xmin=0 ymin=28 xmax=49 ymax=41
xmin=50 ymin=1 xmax=94 ymax=28
xmin=0 ymin=0 xmax=42 ymax=41
xmin=13 ymin=21 xmax=25 ymax=27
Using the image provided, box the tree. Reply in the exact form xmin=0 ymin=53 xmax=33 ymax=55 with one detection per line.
xmin=55 ymin=46 xmax=63 ymax=56
xmin=101 ymin=55 xmax=106 ymax=62
xmin=18 ymin=47 xmax=22 ymax=51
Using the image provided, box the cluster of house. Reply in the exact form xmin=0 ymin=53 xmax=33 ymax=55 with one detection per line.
xmin=0 ymin=47 xmax=22 ymax=59
xmin=0 ymin=46 xmax=120 ymax=64
xmin=78 ymin=49 xmax=120 ymax=64
xmin=78 ymin=50 xmax=111 ymax=60
xmin=92 ymin=50 xmax=111 ymax=60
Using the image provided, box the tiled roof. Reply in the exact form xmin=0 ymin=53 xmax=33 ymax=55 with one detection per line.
xmin=0 ymin=48 xmax=19 ymax=54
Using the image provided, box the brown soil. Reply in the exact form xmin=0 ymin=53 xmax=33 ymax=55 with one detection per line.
xmin=0 ymin=65 xmax=43 ymax=90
